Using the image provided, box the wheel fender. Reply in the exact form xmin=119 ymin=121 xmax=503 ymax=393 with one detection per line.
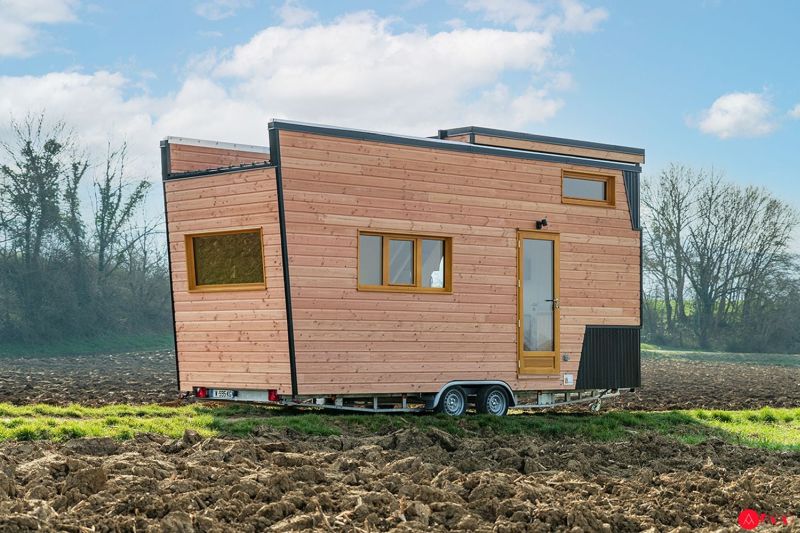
xmin=430 ymin=381 xmax=516 ymax=409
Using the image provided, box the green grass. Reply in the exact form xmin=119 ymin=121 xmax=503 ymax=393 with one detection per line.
xmin=0 ymin=332 xmax=174 ymax=357
xmin=1 ymin=402 xmax=798 ymax=451
xmin=642 ymin=346 xmax=800 ymax=367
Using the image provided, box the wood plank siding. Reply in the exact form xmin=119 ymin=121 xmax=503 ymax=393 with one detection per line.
xmin=168 ymin=143 xmax=269 ymax=174
xmin=441 ymin=133 xmax=645 ymax=164
xmin=164 ymin=149 xmax=290 ymax=393
xmin=278 ymin=130 xmax=640 ymax=396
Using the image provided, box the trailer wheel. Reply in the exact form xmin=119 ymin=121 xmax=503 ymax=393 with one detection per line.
xmin=476 ymin=385 xmax=509 ymax=416
xmin=435 ymin=386 xmax=467 ymax=416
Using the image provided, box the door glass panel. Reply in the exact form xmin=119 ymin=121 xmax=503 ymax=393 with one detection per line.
xmin=421 ymin=239 xmax=444 ymax=288
xmin=358 ymin=235 xmax=382 ymax=285
xmin=522 ymin=239 xmax=554 ymax=352
xmin=389 ymin=239 xmax=414 ymax=285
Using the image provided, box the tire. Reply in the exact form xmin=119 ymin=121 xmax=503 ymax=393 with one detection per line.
xmin=476 ymin=385 xmax=509 ymax=416
xmin=435 ymin=386 xmax=468 ymax=416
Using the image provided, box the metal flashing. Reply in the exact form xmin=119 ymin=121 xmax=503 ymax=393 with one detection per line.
xmin=623 ymin=170 xmax=641 ymax=230
xmin=159 ymin=140 xmax=181 ymax=392
xmin=439 ymin=126 xmax=645 ymax=157
xmin=269 ymin=119 xmax=642 ymax=173
xmin=268 ymin=125 xmax=299 ymax=397
xmin=164 ymin=136 xmax=269 ymax=154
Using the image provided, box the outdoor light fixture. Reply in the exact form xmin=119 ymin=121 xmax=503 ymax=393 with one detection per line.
xmin=535 ymin=218 xmax=548 ymax=230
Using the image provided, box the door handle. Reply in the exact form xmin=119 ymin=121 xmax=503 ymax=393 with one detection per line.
xmin=546 ymin=298 xmax=560 ymax=309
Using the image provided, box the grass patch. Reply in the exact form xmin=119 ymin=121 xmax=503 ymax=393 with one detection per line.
xmin=0 ymin=332 xmax=174 ymax=358
xmin=643 ymin=347 xmax=800 ymax=367
xmin=1 ymin=402 xmax=798 ymax=451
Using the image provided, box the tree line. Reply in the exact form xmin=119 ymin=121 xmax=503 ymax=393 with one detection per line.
xmin=642 ymin=164 xmax=800 ymax=352
xmin=0 ymin=115 xmax=171 ymax=345
xmin=1 ymin=114 xmax=798 ymax=354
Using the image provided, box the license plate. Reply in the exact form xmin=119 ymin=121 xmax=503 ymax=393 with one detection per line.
xmin=210 ymin=389 xmax=236 ymax=400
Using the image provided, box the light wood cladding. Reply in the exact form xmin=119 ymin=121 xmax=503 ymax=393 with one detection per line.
xmin=164 ymin=165 xmax=290 ymax=393
xmin=168 ymin=143 xmax=269 ymax=174
xmin=278 ymin=130 xmax=640 ymax=395
xmin=441 ymin=133 xmax=645 ymax=164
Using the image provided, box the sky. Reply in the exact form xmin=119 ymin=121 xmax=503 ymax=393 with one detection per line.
xmin=1 ymin=0 xmax=799 ymax=245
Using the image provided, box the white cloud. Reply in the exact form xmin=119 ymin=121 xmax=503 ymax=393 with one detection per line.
xmin=0 ymin=6 xmax=598 ymax=186
xmin=278 ymin=0 xmax=317 ymax=27
xmin=194 ymin=0 xmax=252 ymax=21
xmin=0 ymin=0 xmax=78 ymax=57
xmin=0 ymin=71 xmax=161 ymax=179
xmin=208 ymin=11 xmax=559 ymax=134
xmin=558 ymin=0 xmax=608 ymax=32
xmin=789 ymin=103 xmax=800 ymax=119
xmin=693 ymin=92 xmax=777 ymax=139
xmin=464 ymin=0 xmax=607 ymax=32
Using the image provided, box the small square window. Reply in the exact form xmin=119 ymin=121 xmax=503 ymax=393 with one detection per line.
xmin=186 ymin=229 xmax=265 ymax=291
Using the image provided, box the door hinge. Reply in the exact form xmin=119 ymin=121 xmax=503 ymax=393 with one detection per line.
xmin=517 ymin=279 xmax=521 ymax=288
xmin=518 ymin=319 xmax=521 ymax=328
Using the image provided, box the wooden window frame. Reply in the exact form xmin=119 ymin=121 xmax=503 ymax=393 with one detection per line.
xmin=357 ymin=230 xmax=453 ymax=294
xmin=561 ymin=170 xmax=616 ymax=208
xmin=185 ymin=227 xmax=266 ymax=293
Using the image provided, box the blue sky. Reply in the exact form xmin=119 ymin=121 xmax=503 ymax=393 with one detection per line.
xmin=1 ymin=0 xmax=798 ymax=237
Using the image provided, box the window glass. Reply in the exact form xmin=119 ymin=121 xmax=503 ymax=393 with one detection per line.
xmin=421 ymin=239 xmax=445 ymax=288
xmin=192 ymin=231 xmax=264 ymax=287
xmin=389 ymin=239 xmax=414 ymax=285
xmin=358 ymin=234 xmax=383 ymax=285
xmin=563 ymin=176 xmax=607 ymax=201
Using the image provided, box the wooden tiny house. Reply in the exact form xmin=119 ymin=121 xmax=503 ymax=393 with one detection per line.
xmin=161 ymin=122 xmax=644 ymax=415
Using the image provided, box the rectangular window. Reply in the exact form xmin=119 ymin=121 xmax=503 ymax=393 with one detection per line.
xmin=358 ymin=231 xmax=452 ymax=293
xmin=185 ymin=228 xmax=265 ymax=292
xmin=562 ymin=171 xmax=615 ymax=207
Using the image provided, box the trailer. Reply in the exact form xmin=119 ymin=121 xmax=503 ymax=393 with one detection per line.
xmin=160 ymin=120 xmax=644 ymax=416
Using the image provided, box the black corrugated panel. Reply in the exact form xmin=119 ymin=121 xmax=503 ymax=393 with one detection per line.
xmin=623 ymin=170 xmax=641 ymax=230
xmin=575 ymin=326 xmax=641 ymax=389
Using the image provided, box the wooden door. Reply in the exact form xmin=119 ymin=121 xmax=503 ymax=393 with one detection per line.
xmin=517 ymin=232 xmax=560 ymax=374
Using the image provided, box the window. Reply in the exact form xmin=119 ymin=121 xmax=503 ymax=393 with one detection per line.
xmin=358 ymin=231 xmax=452 ymax=292
xmin=185 ymin=228 xmax=265 ymax=291
xmin=561 ymin=171 xmax=615 ymax=207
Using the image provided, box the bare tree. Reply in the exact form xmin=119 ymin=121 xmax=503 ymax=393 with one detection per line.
xmin=0 ymin=114 xmax=73 ymax=328
xmin=93 ymin=142 xmax=151 ymax=276
xmin=642 ymin=164 xmax=698 ymax=342
xmin=643 ymin=164 xmax=799 ymax=350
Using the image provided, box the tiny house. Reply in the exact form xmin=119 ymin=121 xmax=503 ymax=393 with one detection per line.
xmin=160 ymin=120 xmax=644 ymax=415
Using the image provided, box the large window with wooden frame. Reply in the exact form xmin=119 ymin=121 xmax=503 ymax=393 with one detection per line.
xmin=185 ymin=228 xmax=266 ymax=292
xmin=358 ymin=231 xmax=452 ymax=293
xmin=561 ymin=171 xmax=616 ymax=207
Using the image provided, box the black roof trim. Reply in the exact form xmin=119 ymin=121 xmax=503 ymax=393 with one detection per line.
xmin=162 ymin=160 xmax=274 ymax=181
xmin=438 ymin=126 xmax=645 ymax=156
xmin=269 ymin=120 xmax=641 ymax=172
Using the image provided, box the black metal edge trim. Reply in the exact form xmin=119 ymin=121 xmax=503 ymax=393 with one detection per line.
xmin=160 ymin=140 xmax=181 ymax=393
xmin=163 ymin=161 xmax=274 ymax=181
xmin=268 ymin=125 xmax=299 ymax=397
xmin=269 ymin=120 xmax=641 ymax=173
xmin=440 ymin=126 xmax=645 ymax=156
